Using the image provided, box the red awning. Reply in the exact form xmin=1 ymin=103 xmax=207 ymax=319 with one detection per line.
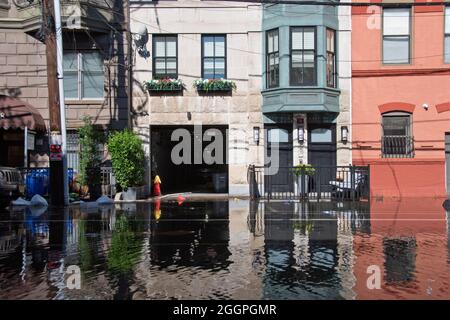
xmin=0 ymin=95 xmax=46 ymax=132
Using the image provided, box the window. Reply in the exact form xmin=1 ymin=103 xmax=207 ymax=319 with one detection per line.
xmin=382 ymin=8 xmax=411 ymax=64
xmin=326 ymin=29 xmax=336 ymax=88
xmin=290 ymin=27 xmax=316 ymax=86
xmin=153 ymin=35 xmax=177 ymax=78
xmin=381 ymin=112 xmax=414 ymax=158
xmin=63 ymin=51 xmax=104 ymax=100
xmin=266 ymin=29 xmax=279 ymax=88
xmin=202 ymin=35 xmax=226 ymax=79
xmin=445 ymin=7 xmax=450 ymax=63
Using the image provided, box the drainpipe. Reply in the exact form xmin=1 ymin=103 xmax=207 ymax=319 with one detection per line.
xmin=125 ymin=0 xmax=133 ymax=130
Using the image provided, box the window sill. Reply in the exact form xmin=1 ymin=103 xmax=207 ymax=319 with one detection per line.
xmin=65 ymin=99 xmax=105 ymax=105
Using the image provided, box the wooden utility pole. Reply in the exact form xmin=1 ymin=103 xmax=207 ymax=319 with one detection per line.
xmin=43 ymin=0 xmax=65 ymax=206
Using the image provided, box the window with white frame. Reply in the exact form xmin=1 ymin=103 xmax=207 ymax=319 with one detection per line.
xmin=63 ymin=51 xmax=104 ymax=100
xmin=382 ymin=8 xmax=411 ymax=64
xmin=445 ymin=7 xmax=450 ymax=63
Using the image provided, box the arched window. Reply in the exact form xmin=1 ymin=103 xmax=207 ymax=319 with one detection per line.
xmin=381 ymin=111 xmax=414 ymax=158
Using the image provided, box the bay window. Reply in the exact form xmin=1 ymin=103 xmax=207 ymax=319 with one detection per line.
xmin=290 ymin=27 xmax=316 ymax=86
xmin=266 ymin=29 xmax=279 ymax=88
xmin=326 ymin=28 xmax=336 ymax=88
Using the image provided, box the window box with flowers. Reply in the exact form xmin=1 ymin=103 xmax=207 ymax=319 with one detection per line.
xmin=193 ymin=79 xmax=236 ymax=93
xmin=143 ymin=78 xmax=184 ymax=92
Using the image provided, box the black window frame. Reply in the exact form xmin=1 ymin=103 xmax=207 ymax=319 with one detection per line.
xmin=152 ymin=34 xmax=178 ymax=79
xmin=382 ymin=7 xmax=412 ymax=65
xmin=266 ymin=28 xmax=280 ymax=89
xmin=201 ymin=34 xmax=227 ymax=79
xmin=290 ymin=26 xmax=317 ymax=86
xmin=326 ymin=28 xmax=337 ymax=88
xmin=381 ymin=111 xmax=414 ymax=158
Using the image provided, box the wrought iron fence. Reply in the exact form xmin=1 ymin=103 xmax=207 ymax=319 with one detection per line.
xmin=100 ymin=167 xmax=116 ymax=197
xmin=248 ymin=165 xmax=370 ymax=201
xmin=381 ymin=135 xmax=414 ymax=158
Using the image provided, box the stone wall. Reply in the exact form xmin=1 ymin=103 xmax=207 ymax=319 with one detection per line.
xmin=131 ymin=1 xmax=264 ymax=195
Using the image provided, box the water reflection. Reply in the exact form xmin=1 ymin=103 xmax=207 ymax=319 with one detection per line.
xmin=0 ymin=199 xmax=448 ymax=300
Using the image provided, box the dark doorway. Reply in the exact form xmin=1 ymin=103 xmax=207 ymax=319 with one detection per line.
xmin=0 ymin=130 xmax=24 ymax=167
xmin=265 ymin=125 xmax=293 ymax=193
xmin=308 ymin=123 xmax=337 ymax=193
xmin=151 ymin=125 xmax=229 ymax=194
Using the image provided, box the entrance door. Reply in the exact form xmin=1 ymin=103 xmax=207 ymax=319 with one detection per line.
xmin=265 ymin=125 xmax=293 ymax=193
xmin=446 ymin=133 xmax=450 ymax=196
xmin=308 ymin=123 xmax=337 ymax=192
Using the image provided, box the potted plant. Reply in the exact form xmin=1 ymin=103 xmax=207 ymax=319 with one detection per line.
xmin=107 ymin=130 xmax=147 ymax=200
xmin=78 ymin=116 xmax=104 ymax=200
xmin=143 ymin=78 xmax=183 ymax=92
xmin=291 ymin=164 xmax=316 ymax=196
xmin=193 ymin=78 xmax=236 ymax=92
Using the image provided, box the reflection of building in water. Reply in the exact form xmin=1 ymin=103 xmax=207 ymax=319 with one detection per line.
xmin=447 ymin=211 xmax=450 ymax=264
xmin=149 ymin=202 xmax=231 ymax=269
xmin=353 ymin=199 xmax=449 ymax=300
xmin=132 ymin=200 xmax=267 ymax=299
xmin=248 ymin=201 xmax=370 ymax=300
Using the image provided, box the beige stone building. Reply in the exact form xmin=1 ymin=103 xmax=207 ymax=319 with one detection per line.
xmin=130 ymin=0 xmax=264 ymax=196
xmin=0 ymin=0 xmax=130 ymax=169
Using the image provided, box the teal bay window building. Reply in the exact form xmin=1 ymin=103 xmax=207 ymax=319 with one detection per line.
xmin=262 ymin=3 xmax=351 ymax=192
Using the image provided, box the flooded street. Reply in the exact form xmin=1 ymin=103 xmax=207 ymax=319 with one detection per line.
xmin=0 ymin=199 xmax=449 ymax=300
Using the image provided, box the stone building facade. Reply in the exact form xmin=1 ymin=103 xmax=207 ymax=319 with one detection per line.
xmin=0 ymin=0 xmax=130 ymax=169
xmin=130 ymin=0 xmax=264 ymax=196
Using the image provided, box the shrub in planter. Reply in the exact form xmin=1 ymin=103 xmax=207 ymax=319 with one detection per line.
xmin=107 ymin=130 xmax=145 ymax=195
xmin=291 ymin=164 xmax=316 ymax=195
xmin=193 ymin=78 xmax=236 ymax=92
xmin=143 ymin=78 xmax=183 ymax=91
xmin=78 ymin=116 xmax=104 ymax=200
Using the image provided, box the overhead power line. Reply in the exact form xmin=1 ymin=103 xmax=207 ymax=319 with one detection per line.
xmin=207 ymin=0 xmax=450 ymax=7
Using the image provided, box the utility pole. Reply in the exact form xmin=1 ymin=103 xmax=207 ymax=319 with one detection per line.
xmin=42 ymin=0 xmax=68 ymax=206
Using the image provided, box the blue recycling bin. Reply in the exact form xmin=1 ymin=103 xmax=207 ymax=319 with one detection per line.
xmin=26 ymin=170 xmax=48 ymax=198
xmin=25 ymin=168 xmax=74 ymax=199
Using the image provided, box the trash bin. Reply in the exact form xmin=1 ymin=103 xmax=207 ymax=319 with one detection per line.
xmin=212 ymin=173 xmax=227 ymax=193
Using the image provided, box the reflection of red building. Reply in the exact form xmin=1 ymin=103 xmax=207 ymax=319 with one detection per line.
xmin=352 ymin=2 xmax=450 ymax=198
xmin=353 ymin=199 xmax=449 ymax=299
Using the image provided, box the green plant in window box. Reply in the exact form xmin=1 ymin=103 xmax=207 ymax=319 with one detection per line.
xmin=193 ymin=78 xmax=236 ymax=92
xmin=143 ymin=78 xmax=184 ymax=91
xmin=291 ymin=164 xmax=316 ymax=177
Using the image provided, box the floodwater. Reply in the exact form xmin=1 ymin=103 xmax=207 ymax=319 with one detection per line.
xmin=0 ymin=199 xmax=449 ymax=300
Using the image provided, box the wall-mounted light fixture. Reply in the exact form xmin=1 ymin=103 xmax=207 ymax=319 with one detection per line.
xmin=296 ymin=117 xmax=305 ymax=142
xmin=341 ymin=126 xmax=348 ymax=142
xmin=253 ymin=127 xmax=260 ymax=145
xmin=297 ymin=126 xmax=305 ymax=142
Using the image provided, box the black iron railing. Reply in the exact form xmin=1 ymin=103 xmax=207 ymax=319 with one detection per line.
xmin=382 ymin=135 xmax=414 ymax=158
xmin=248 ymin=165 xmax=370 ymax=201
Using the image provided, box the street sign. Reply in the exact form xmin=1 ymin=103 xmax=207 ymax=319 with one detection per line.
xmin=50 ymin=144 xmax=63 ymax=162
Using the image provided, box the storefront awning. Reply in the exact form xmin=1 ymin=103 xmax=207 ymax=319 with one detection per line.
xmin=0 ymin=95 xmax=46 ymax=132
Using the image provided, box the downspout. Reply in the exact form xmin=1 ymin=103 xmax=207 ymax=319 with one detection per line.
xmin=125 ymin=0 xmax=133 ymax=130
